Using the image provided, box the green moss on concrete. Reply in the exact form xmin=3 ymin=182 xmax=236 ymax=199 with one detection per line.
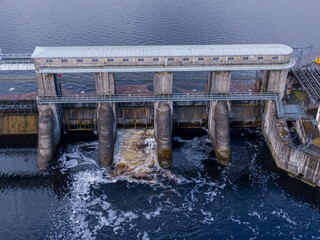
xmin=293 ymin=90 xmax=307 ymax=102
xmin=312 ymin=138 xmax=320 ymax=147
xmin=216 ymin=149 xmax=231 ymax=166
xmin=158 ymin=148 xmax=172 ymax=168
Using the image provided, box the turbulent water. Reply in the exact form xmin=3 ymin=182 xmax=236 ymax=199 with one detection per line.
xmin=1 ymin=129 xmax=319 ymax=239
xmin=1 ymin=0 xmax=320 ymax=239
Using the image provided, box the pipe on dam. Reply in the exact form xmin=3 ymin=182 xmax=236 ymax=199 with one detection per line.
xmin=155 ymin=102 xmax=172 ymax=168
xmin=37 ymin=105 xmax=54 ymax=170
xmin=97 ymin=103 xmax=115 ymax=168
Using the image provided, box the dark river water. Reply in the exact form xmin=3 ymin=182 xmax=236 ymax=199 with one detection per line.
xmin=1 ymin=0 xmax=320 ymax=239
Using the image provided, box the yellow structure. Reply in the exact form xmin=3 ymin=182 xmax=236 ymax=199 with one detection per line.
xmin=315 ymin=57 xmax=320 ymax=64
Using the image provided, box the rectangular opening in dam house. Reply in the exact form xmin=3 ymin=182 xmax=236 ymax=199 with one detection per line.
xmin=243 ymin=57 xmax=249 ymax=60
xmin=258 ymin=57 xmax=264 ymax=60
xmin=273 ymin=56 xmax=278 ymax=60
xmin=92 ymin=59 xmax=98 ymax=62
xmin=108 ymin=58 xmax=114 ymax=62
xmin=138 ymin=58 xmax=144 ymax=62
xmin=61 ymin=59 xmax=68 ymax=63
xmin=198 ymin=57 xmax=204 ymax=61
xmin=46 ymin=59 xmax=52 ymax=63
xmin=153 ymin=58 xmax=159 ymax=62
xmin=183 ymin=58 xmax=189 ymax=61
xmin=228 ymin=57 xmax=234 ymax=60
xmin=77 ymin=59 xmax=83 ymax=63
xmin=168 ymin=58 xmax=174 ymax=61
xmin=123 ymin=58 xmax=129 ymax=62
xmin=213 ymin=57 xmax=219 ymax=61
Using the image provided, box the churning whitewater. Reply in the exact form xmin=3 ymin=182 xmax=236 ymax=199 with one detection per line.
xmin=41 ymin=129 xmax=320 ymax=240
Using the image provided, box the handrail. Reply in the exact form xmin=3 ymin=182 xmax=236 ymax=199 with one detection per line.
xmin=36 ymin=92 xmax=285 ymax=116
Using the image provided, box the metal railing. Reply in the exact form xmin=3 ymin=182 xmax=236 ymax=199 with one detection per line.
xmin=298 ymin=144 xmax=320 ymax=159
xmin=37 ymin=92 xmax=286 ymax=115
xmin=37 ymin=92 xmax=278 ymax=103
xmin=0 ymin=49 xmax=33 ymax=65
xmin=0 ymin=99 xmax=38 ymax=114
xmin=292 ymin=69 xmax=318 ymax=104
xmin=1 ymin=53 xmax=32 ymax=58
xmin=1 ymin=59 xmax=34 ymax=64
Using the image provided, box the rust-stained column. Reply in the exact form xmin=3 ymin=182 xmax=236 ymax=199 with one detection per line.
xmin=153 ymin=72 xmax=173 ymax=167
xmin=95 ymin=72 xmax=117 ymax=167
xmin=36 ymin=73 xmax=62 ymax=170
xmin=207 ymin=71 xmax=231 ymax=166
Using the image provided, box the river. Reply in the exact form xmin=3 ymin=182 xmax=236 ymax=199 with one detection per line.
xmin=0 ymin=0 xmax=319 ymax=239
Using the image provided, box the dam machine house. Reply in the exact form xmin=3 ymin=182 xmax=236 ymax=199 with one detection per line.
xmin=31 ymin=44 xmax=294 ymax=170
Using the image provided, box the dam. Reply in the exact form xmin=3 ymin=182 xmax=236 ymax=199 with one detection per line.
xmin=1 ymin=44 xmax=320 ymax=187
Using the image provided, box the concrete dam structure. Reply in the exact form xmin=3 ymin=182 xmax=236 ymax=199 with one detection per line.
xmin=30 ymin=44 xmax=293 ymax=169
xmin=5 ymin=44 xmax=320 ymax=187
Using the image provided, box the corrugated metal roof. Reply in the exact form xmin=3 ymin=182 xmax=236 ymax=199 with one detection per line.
xmin=31 ymin=44 xmax=293 ymax=59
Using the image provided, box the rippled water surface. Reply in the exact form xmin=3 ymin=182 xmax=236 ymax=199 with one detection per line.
xmin=0 ymin=0 xmax=320 ymax=239
xmin=0 ymin=129 xmax=319 ymax=239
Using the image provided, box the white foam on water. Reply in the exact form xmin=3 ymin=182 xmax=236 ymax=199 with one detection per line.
xmin=248 ymin=210 xmax=268 ymax=221
xmin=180 ymin=136 xmax=212 ymax=169
xmin=57 ymin=142 xmax=99 ymax=173
xmin=173 ymin=136 xmax=190 ymax=143
xmin=271 ymin=209 xmax=297 ymax=225
xmin=45 ymin=128 xmax=320 ymax=239
xmin=142 ymin=207 xmax=162 ymax=220
xmin=108 ymin=129 xmax=179 ymax=184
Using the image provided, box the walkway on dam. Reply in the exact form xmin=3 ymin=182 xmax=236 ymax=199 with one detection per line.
xmin=36 ymin=92 xmax=306 ymax=120
xmin=0 ymin=50 xmax=34 ymax=71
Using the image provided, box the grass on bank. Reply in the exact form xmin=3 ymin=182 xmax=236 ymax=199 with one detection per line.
xmin=312 ymin=137 xmax=320 ymax=147
xmin=293 ymin=90 xmax=307 ymax=102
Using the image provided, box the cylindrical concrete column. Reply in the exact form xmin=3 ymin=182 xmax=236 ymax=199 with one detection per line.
xmin=37 ymin=105 xmax=54 ymax=170
xmin=214 ymin=101 xmax=231 ymax=166
xmin=97 ymin=103 xmax=115 ymax=168
xmin=153 ymin=72 xmax=173 ymax=167
xmin=156 ymin=102 xmax=172 ymax=168
xmin=207 ymin=71 xmax=232 ymax=166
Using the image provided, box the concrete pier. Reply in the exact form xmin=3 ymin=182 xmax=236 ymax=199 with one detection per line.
xmin=36 ymin=73 xmax=61 ymax=96
xmin=207 ymin=71 xmax=232 ymax=166
xmin=95 ymin=72 xmax=117 ymax=167
xmin=266 ymin=70 xmax=288 ymax=99
xmin=153 ymin=72 xmax=173 ymax=167
xmin=36 ymin=73 xmax=62 ymax=170
xmin=156 ymin=103 xmax=172 ymax=167
xmin=95 ymin=73 xmax=115 ymax=96
xmin=97 ymin=103 xmax=115 ymax=167
xmin=214 ymin=101 xmax=231 ymax=165
xmin=37 ymin=104 xmax=61 ymax=170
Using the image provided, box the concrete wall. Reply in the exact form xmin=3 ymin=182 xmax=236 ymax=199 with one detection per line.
xmin=262 ymin=101 xmax=320 ymax=187
xmin=0 ymin=114 xmax=38 ymax=134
